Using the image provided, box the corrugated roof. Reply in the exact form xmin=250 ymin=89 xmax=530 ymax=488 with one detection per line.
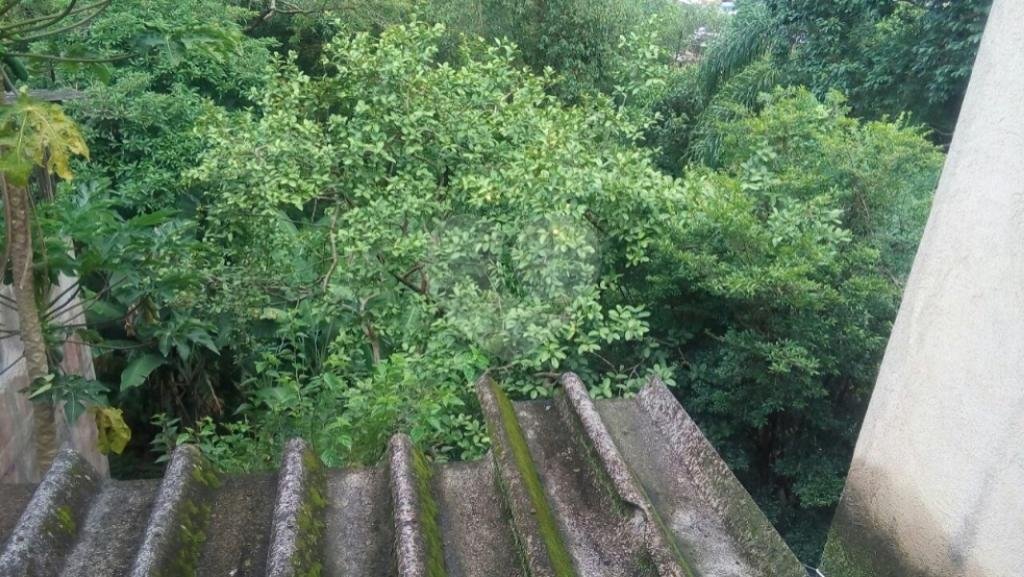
xmin=0 ymin=373 xmax=805 ymax=577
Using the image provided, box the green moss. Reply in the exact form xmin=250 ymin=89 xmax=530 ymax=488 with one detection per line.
xmin=158 ymin=454 xmax=220 ymax=577
xmin=53 ymin=505 xmax=76 ymax=535
xmin=490 ymin=383 xmax=577 ymax=577
xmin=492 ymin=463 xmax=534 ymax=577
xmin=159 ymin=499 xmax=211 ymax=577
xmin=636 ymin=553 xmax=660 ymax=577
xmin=411 ymin=446 xmax=448 ymax=577
xmin=820 ymin=530 xmax=874 ymax=577
xmin=640 ymin=489 xmax=697 ymax=577
xmin=693 ymin=450 xmax=802 ymax=575
xmin=293 ymin=448 xmax=327 ymax=577
xmin=190 ymin=459 xmax=222 ymax=490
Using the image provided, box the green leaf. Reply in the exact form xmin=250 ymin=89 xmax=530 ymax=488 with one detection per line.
xmin=26 ymin=376 xmax=54 ymax=400
xmin=127 ymin=209 xmax=175 ymax=228
xmin=64 ymin=400 xmax=87 ymax=425
xmin=83 ymin=298 xmax=125 ymax=323
xmin=120 ymin=354 xmax=166 ymax=390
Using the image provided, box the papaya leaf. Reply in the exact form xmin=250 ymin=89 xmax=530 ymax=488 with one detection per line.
xmin=0 ymin=94 xmax=89 ymax=185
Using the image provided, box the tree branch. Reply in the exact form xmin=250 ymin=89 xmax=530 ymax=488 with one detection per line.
xmin=0 ymin=352 xmax=24 ymax=378
xmin=3 ymin=89 xmax=86 ymax=103
xmin=44 ymin=280 xmax=80 ymax=320
xmin=0 ymin=0 xmax=81 ymax=36
xmin=7 ymin=51 xmax=130 ymax=64
xmin=15 ymin=2 xmax=114 ymax=43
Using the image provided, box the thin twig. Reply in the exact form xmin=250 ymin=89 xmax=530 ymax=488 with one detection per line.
xmin=0 ymin=65 xmax=14 ymax=93
xmin=16 ymin=2 xmax=114 ymax=44
xmin=0 ymin=0 xmax=81 ymax=36
xmin=46 ymin=277 xmax=80 ymax=310
xmin=1 ymin=178 xmax=14 ymax=298
xmin=46 ymin=273 xmax=128 ymax=322
xmin=2 ymin=89 xmax=86 ymax=103
xmin=0 ymin=352 xmax=24 ymax=379
xmin=1 ymin=0 xmax=112 ymax=41
xmin=0 ymin=296 xmax=17 ymax=313
xmin=63 ymin=338 xmax=147 ymax=351
xmin=45 ymin=281 xmax=81 ymax=321
xmin=321 ymin=210 xmax=339 ymax=291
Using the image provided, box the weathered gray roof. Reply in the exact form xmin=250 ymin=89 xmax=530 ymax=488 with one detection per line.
xmin=0 ymin=374 xmax=804 ymax=577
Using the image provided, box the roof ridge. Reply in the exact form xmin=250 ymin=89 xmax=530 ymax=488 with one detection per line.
xmin=0 ymin=372 xmax=804 ymax=577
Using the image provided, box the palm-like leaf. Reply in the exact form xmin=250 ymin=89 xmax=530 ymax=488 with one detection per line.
xmin=698 ymin=2 xmax=780 ymax=98
xmin=690 ymin=56 xmax=781 ymax=166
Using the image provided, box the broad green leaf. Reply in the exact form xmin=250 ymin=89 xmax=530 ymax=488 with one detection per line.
xmin=26 ymin=377 xmax=54 ymax=400
xmin=120 ymin=354 xmax=166 ymax=390
xmin=83 ymin=298 xmax=126 ymax=323
xmin=127 ymin=209 xmax=175 ymax=228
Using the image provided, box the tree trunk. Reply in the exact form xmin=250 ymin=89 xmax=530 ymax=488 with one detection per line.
xmin=3 ymin=176 xmax=56 ymax=471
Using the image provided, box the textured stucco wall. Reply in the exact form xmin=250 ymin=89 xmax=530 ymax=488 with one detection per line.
xmin=0 ymin=285 xmax=38 ymax=482
xmin=821 ymin=1 xmax=1024 ymax=576
xmin=0 ymin=275 xmax=107 ymax=483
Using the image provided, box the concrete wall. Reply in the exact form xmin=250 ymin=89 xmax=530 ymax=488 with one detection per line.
xmin=0 ymin=276 xmax=107 ymax=483
xmin=820 ymin=1 xmax=1024 ymax=576
xmin=0 ymin=284 xmax=38 ymax=482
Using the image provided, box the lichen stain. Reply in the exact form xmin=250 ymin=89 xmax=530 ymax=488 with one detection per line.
xmin=821 ymin=462 xmax=989 ymax=577
xmin=159 ymin=499 xmax=211 ymax=577
xmin=157 ymin=453 xmax=220 ymax=577
xmin=555 ymin=391 xmax=697 ymax=577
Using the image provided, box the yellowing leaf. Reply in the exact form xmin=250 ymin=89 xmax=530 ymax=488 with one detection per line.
xmin=93 ymin=406 xmax=131 ymax=455
xmin=0 ymin=94 xmax=89 ymax=186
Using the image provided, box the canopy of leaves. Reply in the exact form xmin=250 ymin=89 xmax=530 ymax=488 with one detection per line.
xmin=430 ymin=0 xmax=725 ymax=100
xmin=186 ymin=23 xmax=670 ymax=463
xmin=647 ymin=0 xmax=991 ymax=167
xmin=635 ymin=87 xmax=942 ymax=555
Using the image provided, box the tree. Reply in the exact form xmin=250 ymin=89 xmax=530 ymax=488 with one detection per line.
xmin=0 ymin=1 xmax=110 ymax=474
xmin=773 ymin=0 xmax=991 ymax=137
xmin=632 ymin=87 xmax=943 ymax=557
xmin=0 ymin=0 xmax=255 ymax=471
xmin=0 ymin=94 xmax=89 ymax=468
xmin=176 ymin=22 xmax=670 ymax=465
xmin=0 ymin=4 xmax=953 ymax=561
xmin=649 ymin=0 xmax=992 ymax=166
xmin=428 ymin=0 xmax=719 ymax=101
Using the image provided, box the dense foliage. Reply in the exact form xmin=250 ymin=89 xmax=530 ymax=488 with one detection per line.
xmin=0 ymin=0 xmax=975 ymax=561
xmin=184 ymin=24 xmax=667 ymax=466
xmin=647 ymin=0 xmax=990 ymax=172
xmin=638 ymin=88 xmax=941 ymax=552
